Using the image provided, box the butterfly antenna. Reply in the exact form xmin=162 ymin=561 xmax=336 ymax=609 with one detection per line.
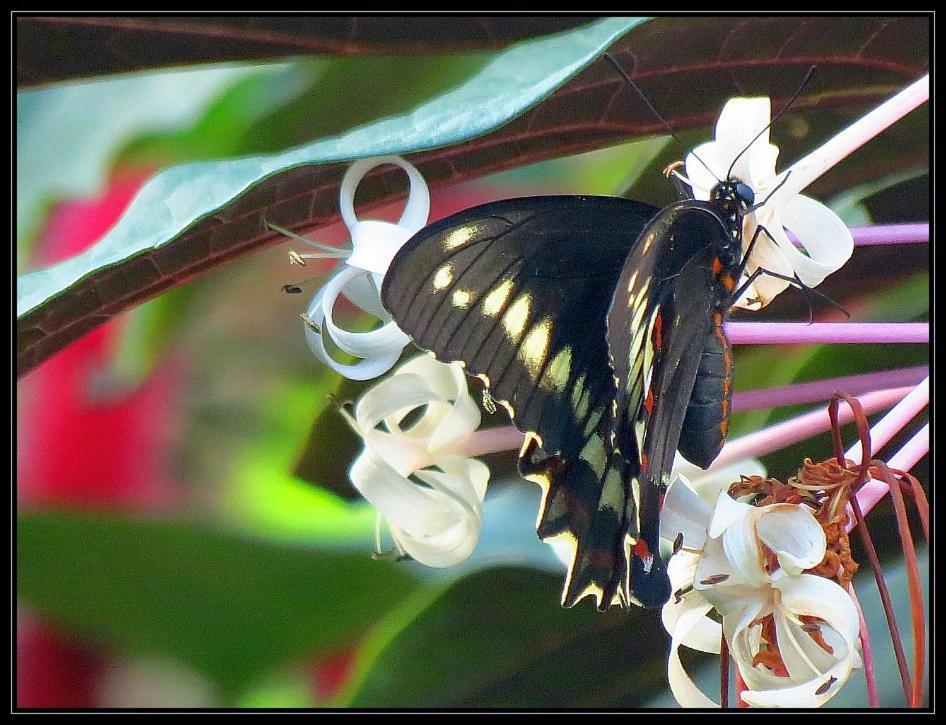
xmin=726 ymin=65 xmax=818 ymax=181
xmin=601 ymin=52 xmax=721 ymax=184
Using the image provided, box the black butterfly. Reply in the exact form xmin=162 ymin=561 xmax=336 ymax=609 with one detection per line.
xmin=379 ymin=62 xmax=816 ymax=610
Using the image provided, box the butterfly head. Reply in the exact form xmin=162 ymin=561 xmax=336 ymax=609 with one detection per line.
xmin=710 ymin=179 xmax=755 ymax=218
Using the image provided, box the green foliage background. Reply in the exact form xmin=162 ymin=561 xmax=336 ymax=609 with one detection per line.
xmin=16 ymin=16 xmax=928 ymax=707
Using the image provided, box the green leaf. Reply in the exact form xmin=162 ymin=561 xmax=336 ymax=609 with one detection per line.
xmin=16 ymin=63 xmax=275 ymax=269
xmin=17 ymin=16 xmax=928 ymax=376
xmin=17 ymin=511 xmax=420 ymax=693
xmin=342 ymin=566 xmax=672 ymax=707
xmin=17 ymin=16 xmax=595 ymax=87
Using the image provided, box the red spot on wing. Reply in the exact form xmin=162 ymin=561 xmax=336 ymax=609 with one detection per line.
xmin=644 ymin=389 xmax=655 ymax=414
xmin=633 ymin=539 xmax=651 ymax=560
xmin=652 ymin=312 xmax=663 ymax=350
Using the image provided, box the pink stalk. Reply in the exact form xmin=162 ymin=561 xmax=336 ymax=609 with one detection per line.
xmin=851 ymin=425 xmax=930 ymax=526
xmin=458 ymin=425 xmax=525 ymax=458
xmin=848 ymin=583 xmax=879 ymax=708
xmin=845 ymin=377 xmax=929 ymax=523
xmin=846 ymin=377 xmax=930 ymax=465
xmin=725 ymin=322 xmax=928 ymax=345
xmin=731 ymin=366 xmax=927 ymax=413
xmin=711 ymin=386 xmax=912 ymax=469
xmin=850 ymin=223 xmax=928 ymax=246
xmin=777 ymin=75 xmax=929 ymax=200
xmin=463 ymin=386 xmax=916 ymax=470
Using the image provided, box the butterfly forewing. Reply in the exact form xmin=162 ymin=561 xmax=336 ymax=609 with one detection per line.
xmin=383 ymin=196 xmax=657 ymax=460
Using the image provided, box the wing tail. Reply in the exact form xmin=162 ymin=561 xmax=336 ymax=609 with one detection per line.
xmin=519 ymin=433 xmax=636 ymax=611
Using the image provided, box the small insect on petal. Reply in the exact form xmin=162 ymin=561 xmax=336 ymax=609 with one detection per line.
xmin=672 ymin=532 xmax=685 ymax=555
xmin=815 ymin=676 xmax=838 ymax=696
xmin=282 ymin=284 xmax=303 ymax=294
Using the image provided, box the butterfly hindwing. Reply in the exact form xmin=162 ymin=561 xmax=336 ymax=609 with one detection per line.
xmin=607 ymin=203 xmax=734 ymax=607
xmin=381 ymin=195 xmax=659 ymax=609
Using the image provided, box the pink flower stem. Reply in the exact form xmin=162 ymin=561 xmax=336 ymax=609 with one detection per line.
xmin=461 ymin=384 xmax=919 ymax=465
xmin=713 ymin=386 xmax=913 ymax=469
xmin=849 ymin=426 xmax=930 ymax=530
xmin=459 ymin=425 xmax=525 ymax=458
xmin=850 ymin=223 xmax=928 ymax=246
xmin=725 ymin=322 xmax=928 ymax=345
xmin=732 ymin=366 xmax=928 ymax=413
xmin=848 ymin=582 xmax=879 ymax=708
xmin=846 ymin=377 xmax=929 ymax=525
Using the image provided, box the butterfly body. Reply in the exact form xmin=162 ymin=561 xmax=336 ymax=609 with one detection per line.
xmin=381 ymin=182 xmax=752 ymax=611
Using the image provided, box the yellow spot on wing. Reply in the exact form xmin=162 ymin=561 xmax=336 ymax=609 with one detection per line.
xmin=433 ymin=265 xmax=454 ymax=290
xmin=542 ymin=346 xmax=572 ymax=392
xmin=502 ymin=294 xmax=531 ymax=340
xmin=452 ymin=289 xmax=473 ymax=308
xmin=599 ymin=468 xmax=623 ymax=512
xmin=483 ymin=279 xmax=514 ymax=316
xmin=443 ymin=226 xmax=476 ymax=250
xmin=580 ymin=433 xmax=607 ymax=477
xmin=518 ymin=318 xmax=552 ymax=373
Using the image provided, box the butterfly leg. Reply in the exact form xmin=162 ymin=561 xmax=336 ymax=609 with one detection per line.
xmin=734 ymin=264 xmax=850 ymax=320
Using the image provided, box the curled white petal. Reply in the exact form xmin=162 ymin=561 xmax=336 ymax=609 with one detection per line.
xmin=304 ymin=266 xmax=409 ymax=381
xmin=305 ymin=155 xmax=430 ymax=379
xmin=660 ymin=474 xmax=714 ymax=551
xmin=707 ymin=491 xmax=753 ymax=539
xmin=662 ymin=584 xmax=721 ymax=656
xmin=349 ymin=356 xmax=488 ymax=567
xmin=755 ymin=504 xmax=826 ymax=575
xmin=666 ymin=593 xmax=720 ymax=708
xmin=350 ymin=449 xmax=488 ymax=567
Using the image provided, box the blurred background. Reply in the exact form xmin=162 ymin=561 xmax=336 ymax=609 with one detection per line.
xmin=16 ymin=22 xmax=927 ymax=709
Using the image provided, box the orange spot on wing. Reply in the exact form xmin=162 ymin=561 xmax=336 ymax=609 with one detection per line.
xmin=644 ymin=390 xmax=655 ymax=414
xmin=652 ymin=312 xmax=663 ymax=350
xmin=712 ymin=257 xmax=723 ymax=274
xmin=641 ymin=453 xmax=649 ymax=470
xmin=722 ymin=274 xmax=735 ymax=291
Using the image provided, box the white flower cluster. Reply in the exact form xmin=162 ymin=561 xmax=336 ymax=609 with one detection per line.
xmin=660 ymin=473 xmax=861 ymax=707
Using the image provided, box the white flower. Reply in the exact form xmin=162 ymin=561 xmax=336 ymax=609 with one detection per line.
xmin=347 ymin=354 xmax=489 ymax=567
xmin=684 ymin=98 xmax=852 ymax=310
xmin=285 ymin=155 xmax=430 ymax=380
xmin=660 ymin=474 xmax=862 ymax=708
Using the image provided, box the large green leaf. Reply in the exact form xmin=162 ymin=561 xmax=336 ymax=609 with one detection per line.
xmin=17 ymin=16 xmax=929 ymax=377
xmin=342 ymin=566 xmax=671 ymax=708
xmin=16 ymin=63 xmax=277 ymax=267
xmin=17 ymin=511 xmax=420 ymax=693
xmin=16 ymin=16 xmax=594 ymax=87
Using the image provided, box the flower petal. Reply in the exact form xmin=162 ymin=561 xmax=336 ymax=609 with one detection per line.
xmin=350 ymin=448 xmax=487 ymax=567
xmin=662 ymin=587 xmax=721 ymax=655
xmin=666 ymin=594 xmax=720 ymax=708
xmin=660 ymin=474 xmax=713 ymax=550
xmin=707 ymin=491 xmax=754 ymax=539
xmin=755 ymin=504 xmax=826 ymax=574
xmin=305 ymin=266 xmax=409 ymax=380
xmin=777 ymin=194 xmax=854 ymax=288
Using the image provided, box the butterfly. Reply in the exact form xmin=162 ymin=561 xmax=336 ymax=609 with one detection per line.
xmin=379 ymin=64 xmax=811 ymax=610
